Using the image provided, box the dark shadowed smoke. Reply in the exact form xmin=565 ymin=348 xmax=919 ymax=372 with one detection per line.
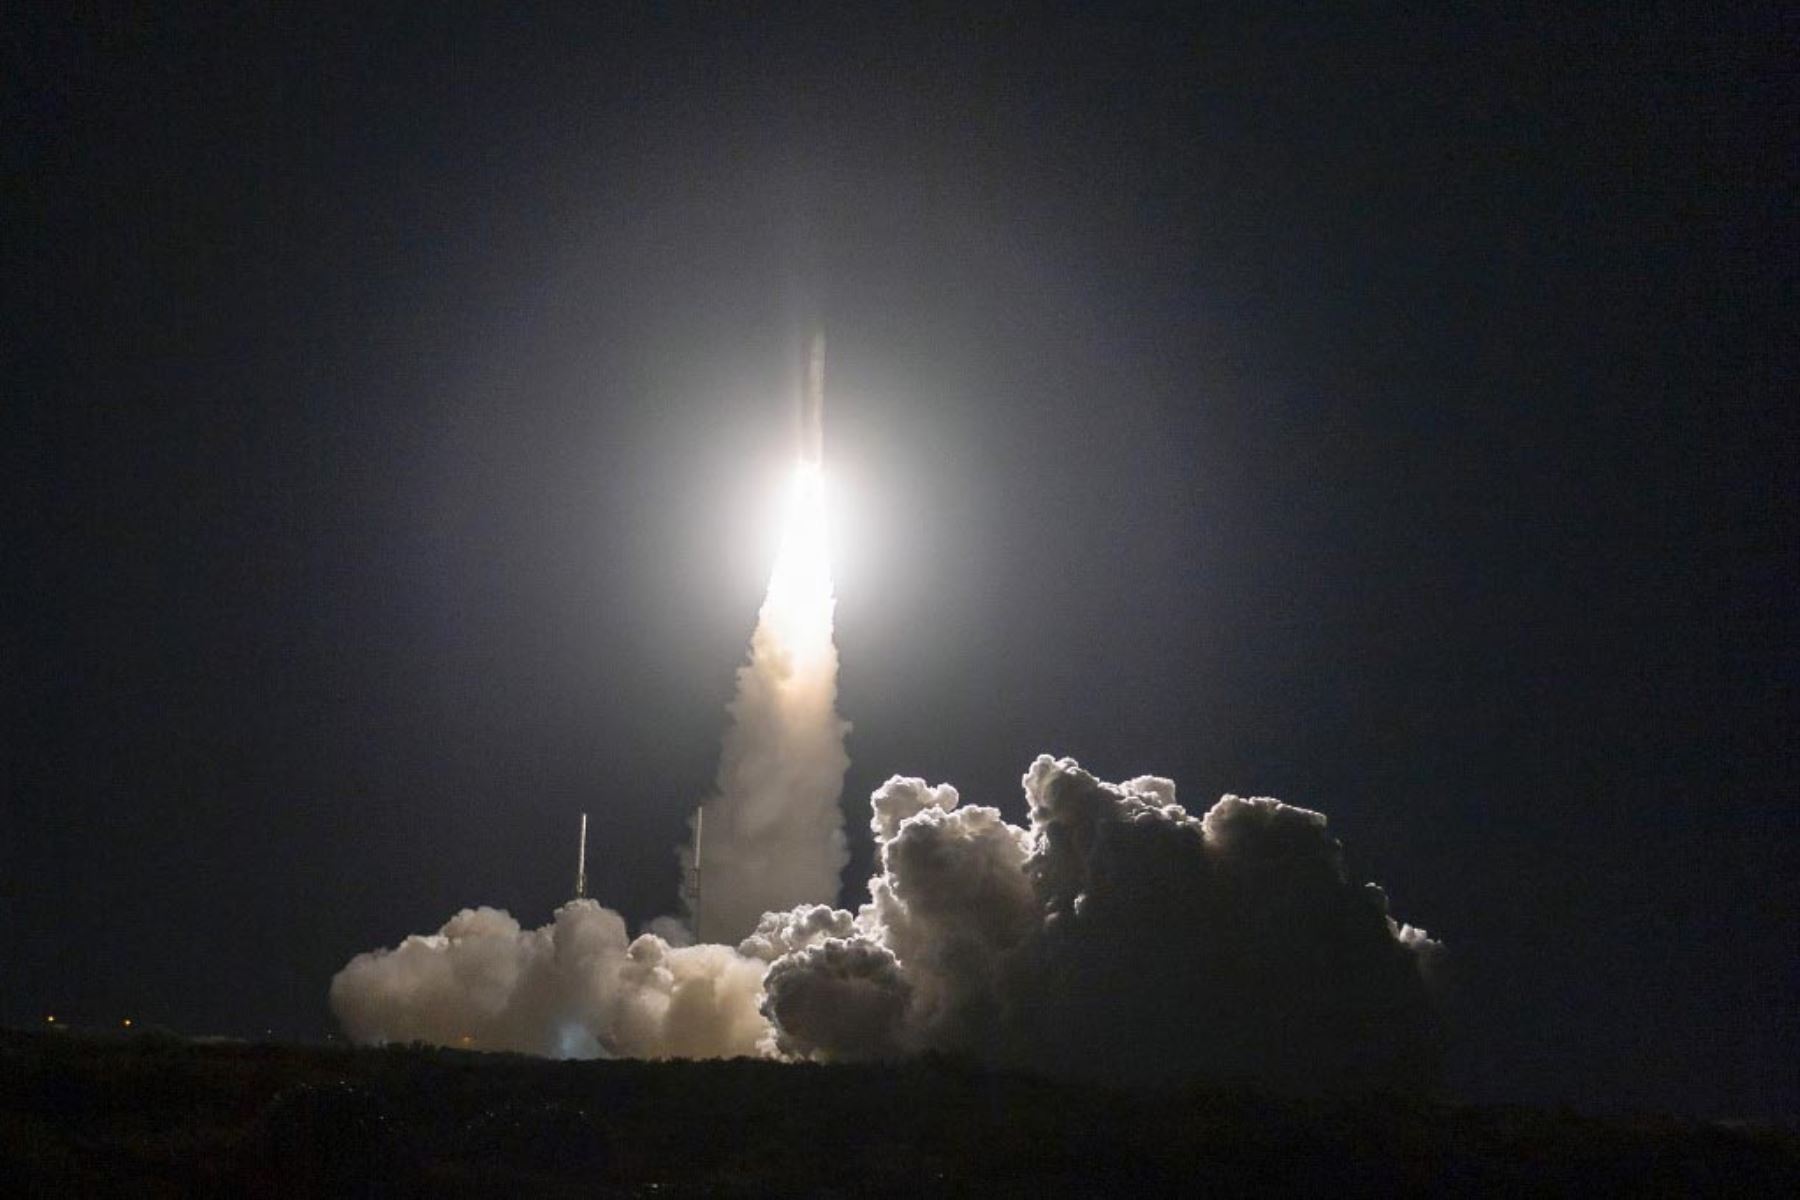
xmin=757 ymin=755 xmax=1442 ymax=1092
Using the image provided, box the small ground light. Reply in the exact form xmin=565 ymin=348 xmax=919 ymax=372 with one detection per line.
xmin=122 ymin=1019 xmax=133 ymax=1028
xmin=45 ymin=1015 xmax=56 ymax=1024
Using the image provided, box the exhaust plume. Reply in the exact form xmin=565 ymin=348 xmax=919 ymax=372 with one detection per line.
xmin=680 ymin=459 xmax=851 ymax=943
xmin=678 ymin=329 xmax=849 ymax=942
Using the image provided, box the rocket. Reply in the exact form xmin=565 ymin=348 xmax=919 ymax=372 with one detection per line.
xmin=802 ymin=328 xmax=825 ymax=465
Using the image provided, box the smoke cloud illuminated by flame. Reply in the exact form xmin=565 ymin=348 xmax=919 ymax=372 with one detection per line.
xmin=680 ymin=457 xmax=851 ymax=942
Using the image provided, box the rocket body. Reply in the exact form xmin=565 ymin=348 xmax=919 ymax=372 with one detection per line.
xmin=802 ymin=329 xmax=825 ymax=465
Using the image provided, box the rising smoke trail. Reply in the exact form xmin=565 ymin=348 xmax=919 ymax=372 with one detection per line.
xmin=681 ymin=454 xmax=851 ymax=943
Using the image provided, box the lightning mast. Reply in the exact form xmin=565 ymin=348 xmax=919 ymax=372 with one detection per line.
xmin=682 ymin=807 xmax=705 ymax=943
xmin=573 ymin=812 xmax=588 ymax=901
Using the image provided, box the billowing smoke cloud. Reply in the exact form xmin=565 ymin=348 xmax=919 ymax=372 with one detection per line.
xmin=760 ymin=756 xmax=1442 ymax=1091
xmin=329 ymin=902 xmax=771 ymax=1060
xmin=333 ymin=755 xmax=1441 ymax=1093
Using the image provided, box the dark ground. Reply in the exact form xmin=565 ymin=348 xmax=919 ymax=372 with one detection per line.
xmin=1 ymin=1029 xmax=1794 ymax=1197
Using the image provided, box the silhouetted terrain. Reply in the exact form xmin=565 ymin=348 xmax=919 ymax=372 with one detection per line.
xmin=2 ymin=1028 xmax=1793 ymax=1196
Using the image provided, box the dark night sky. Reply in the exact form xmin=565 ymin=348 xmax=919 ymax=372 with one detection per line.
xmin=5 ymin=6 xmax=1794 ymax=1117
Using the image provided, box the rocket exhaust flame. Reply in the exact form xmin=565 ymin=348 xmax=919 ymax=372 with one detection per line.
xmin=760 ymin=462 xmax=834 ymax=670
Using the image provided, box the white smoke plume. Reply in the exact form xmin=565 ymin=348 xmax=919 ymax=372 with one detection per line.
xmin=332 ymin=755 xmax=1441 ymax=1092
xmin=681 ymin=462 xmax=851 ymax=943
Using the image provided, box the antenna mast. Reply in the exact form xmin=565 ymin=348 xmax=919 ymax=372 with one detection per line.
xmin=574 ymin=812 xmax=588 ymax=901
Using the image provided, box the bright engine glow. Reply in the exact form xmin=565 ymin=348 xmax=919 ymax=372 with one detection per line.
xmin=760 ymin=460 xmax=835 ymax=671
